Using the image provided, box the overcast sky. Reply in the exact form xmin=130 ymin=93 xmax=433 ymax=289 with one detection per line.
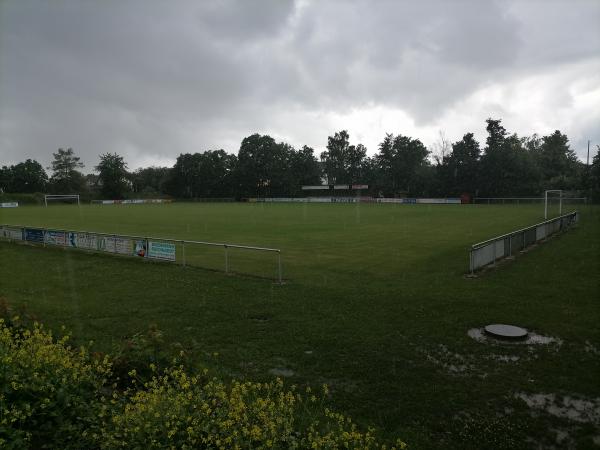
xmin=1 ymin=0 xmax=599 ymax=172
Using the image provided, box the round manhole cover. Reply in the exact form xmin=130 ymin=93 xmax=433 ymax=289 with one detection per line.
xmin=484 ymin=324 xmax=528 ymax=340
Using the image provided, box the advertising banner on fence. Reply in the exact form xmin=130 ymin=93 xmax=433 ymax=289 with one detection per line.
xmin=147 ymin=240 xmax=176 ymax=261
xmin=44 ymin=230 xmax=67 ymax=246
xmin=24 ymin=228 xmax=45 ymax=243
xmin=68 ymin=232 xmax=98 ymax=250
xmin=0 ymin=202 xmax=19 ymax=208
xmin=134 ymin=239 xmax=147 ymax=257
xmin=1 ymin=226 xmax=23 ymax=240
xmin=98 ymin=236 xmax=132 ymax=254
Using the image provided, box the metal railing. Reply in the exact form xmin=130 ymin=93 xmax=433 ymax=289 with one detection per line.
xmin=0 ymin=224 xmax=283 ymax=283
xmin=469 ymin=211 xmax=579 ymax=274
xmin=473 ymin=197 xmax=587 ymax=204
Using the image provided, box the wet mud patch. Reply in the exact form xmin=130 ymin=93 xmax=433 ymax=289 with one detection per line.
xmin=414 ymin=342 xmax=528 ymax=377
xmin=515 ymin=392 xmax=600 ymax=425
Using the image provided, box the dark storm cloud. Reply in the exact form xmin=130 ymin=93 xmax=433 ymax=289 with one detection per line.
xmin=1 ymin=0 xmax=599 ymax=169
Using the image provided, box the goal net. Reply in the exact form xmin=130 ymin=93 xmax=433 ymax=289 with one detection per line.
xmin=45 ymin=194 xmax=80 ymax=207
xmin=544 ymin=190 xmax=562 ymax=219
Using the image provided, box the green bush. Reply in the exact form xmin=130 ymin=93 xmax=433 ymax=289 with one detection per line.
xmin=0 ymin=319 xmax=406 ymax=449
xmin=0 ymin=320 xmax=111 ymax=449
xmin=0 ymin=193 xmax=45 ymax=206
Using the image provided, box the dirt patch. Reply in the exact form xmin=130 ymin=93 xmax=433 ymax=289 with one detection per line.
xmin=268 ymin=367 xmax=295 ymax=377
xmin=515 ymin=392 xmax=600 ymax=425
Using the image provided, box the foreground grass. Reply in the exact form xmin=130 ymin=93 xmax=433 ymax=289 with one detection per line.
xmin=1 ymin=203 xmax=599 ymax=449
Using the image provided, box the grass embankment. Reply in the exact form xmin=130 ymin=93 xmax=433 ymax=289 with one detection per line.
xmin=1 ymin=203 xmax=598 ymax=449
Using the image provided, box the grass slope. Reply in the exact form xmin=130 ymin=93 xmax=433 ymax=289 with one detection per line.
xmin=1 ymin=202 xmax=598 ymax=449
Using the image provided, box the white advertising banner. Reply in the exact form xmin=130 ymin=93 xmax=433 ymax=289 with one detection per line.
xmin=147 ymin=240 xmax=176 ymax=261
xmin=98 ymin=236 xmax=131 ymax=254
xmin=44 ymin=230 xmax=67 ymax=246
xmin=1 ymin=226 xmax=23 ymax=240
xmin=0 ymin=202 xmax=19 ymax=208
xmin=68 ymin=232 xmax=98 ymax=250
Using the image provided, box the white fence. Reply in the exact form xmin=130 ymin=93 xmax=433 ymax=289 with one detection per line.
xmin=0 ymin=224 xmax=282 ymax=283
xmin=253 ymin=197 xmax=462 ymax=204
xmin=91 ymin=199 xmax=173 ymax=205
xmin=469 ymin=211 xmax=579 ymax=274
xmin=474 ymin=197 xmax=587 ymax=204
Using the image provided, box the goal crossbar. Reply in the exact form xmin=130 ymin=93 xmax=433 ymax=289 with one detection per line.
xmin=44 ymin=194 xmax=80 ymax=207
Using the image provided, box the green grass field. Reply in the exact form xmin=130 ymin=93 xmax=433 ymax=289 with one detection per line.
xmin=1 ymin=202 xmax=599 ymax=449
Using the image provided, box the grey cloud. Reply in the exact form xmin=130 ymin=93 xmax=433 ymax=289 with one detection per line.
xmin=0 ymin=0 xmax=599 ymax=169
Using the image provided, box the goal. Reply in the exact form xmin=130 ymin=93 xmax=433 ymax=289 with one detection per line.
xmin=44 ymin=194 xmax=80 ymax=207
xmin=544 ymin=190 xmax=562 ymax=219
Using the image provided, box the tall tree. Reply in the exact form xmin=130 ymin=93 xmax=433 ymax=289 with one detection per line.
xmin=48 ymin=148 xmax=85 ymax=193
xmin=0 ymin=159 xmax=48 ymax=193
xmin=375 ymin=133 xmax=430 ymax=196
xmin=0 ymin=166 xmax=12 ymax=193
xmin=236 ymin=134 xmax=289 ymax=198
xmin=166 ymin=150 xmax=237 ymax=198
xmin=95 ymin=153 xmax=130 ymax=199
xmin=589 ymin=146 xmax=600 ymax=202
xmin=131 ymin=167 xmax=172 ymax=195
xmin=536 ymin=130 xmax=580 ymax=190
xmin=320 ymin=130 xmax=367 ymax=185
xmin=438 ymin=133 xmax=481 ymax=196
xmin=288 ymin=145 xmax=322 ymax=194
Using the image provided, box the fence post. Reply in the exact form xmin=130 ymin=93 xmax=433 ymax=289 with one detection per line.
xmin=182 ymin=241 xmax=186 ymax=266
xmin=278 ymin=250 xmax=282 ymax=284
xmin=469 ymin=248 xmax=474 ymax=274
xmin=224 ymin=244 xmax=229 ymax=273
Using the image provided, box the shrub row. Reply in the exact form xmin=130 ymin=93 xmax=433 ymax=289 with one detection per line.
xmin=0 ymin=319 xmax=406 ymax=449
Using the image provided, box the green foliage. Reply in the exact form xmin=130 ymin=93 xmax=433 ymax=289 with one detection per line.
xmin=0 ymin=192 xmax=45 ymax=205
xmin=0 ymin=319 xmax=111 ymax=449
xmin=95 ymin=153 xmax=130 ymax=199
xmin=320 ymin=130 xmax=367 ymax=185
xmin=111 ymin=324 xmax=175 ymax=386
xmin=590 ymin=147 xmax=600 ymax=202
xmin=48 ymin=148 xmax=86 ymax=194
xmin=0 ymin=318 xmax=405 ymax=449
xmin=0 ymin=160 xmax=48 ymax=193
xmin=437 ymin=133 xmax=480 ymax=196
xmin=478 ymin=119 xmax=541 ymax=196
xmin=375 ymin=133 xmax=430 ymax=196
xmin=103 ymin=368 xmax=404 ymax=449
xmin=131 ymin=167 xmax=172 ymax=197
xmin=236 ymin=134 xmax=290 ymax=198
xmin=166 ymin=150 xmax=237 ymax=198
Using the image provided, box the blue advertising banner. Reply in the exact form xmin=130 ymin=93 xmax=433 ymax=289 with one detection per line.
xmin=24 ymin=228 xmax=44 ymax=243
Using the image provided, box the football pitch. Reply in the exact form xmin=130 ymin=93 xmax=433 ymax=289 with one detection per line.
xmin=1 ymin=202 xmax=599 ymax=448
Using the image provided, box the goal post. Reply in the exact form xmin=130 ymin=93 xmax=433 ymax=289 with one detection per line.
xmin=544 ymin=190 xmax=562 ymax=219
xmin=44 ymin=194 xmax=80 ymax=207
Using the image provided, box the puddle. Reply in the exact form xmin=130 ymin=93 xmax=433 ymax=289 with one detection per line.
xmin=487 ymin=354 xmax=520 ymax=362
xmin=420 ymin=344 xmax=476 ymax=375
xmin=515 ymin=393 xmax=600 ymax=425
xmin=468 ymin=328 xmax=562 ymax=346
xmin=585 ymin=340 xmax=600 ymax=355
xmin=268 ymin=367 xmax=295 ymax=377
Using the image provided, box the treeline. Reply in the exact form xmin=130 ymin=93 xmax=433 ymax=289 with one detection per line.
xmin=2 ymin=119 xmax=599 ymax=201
